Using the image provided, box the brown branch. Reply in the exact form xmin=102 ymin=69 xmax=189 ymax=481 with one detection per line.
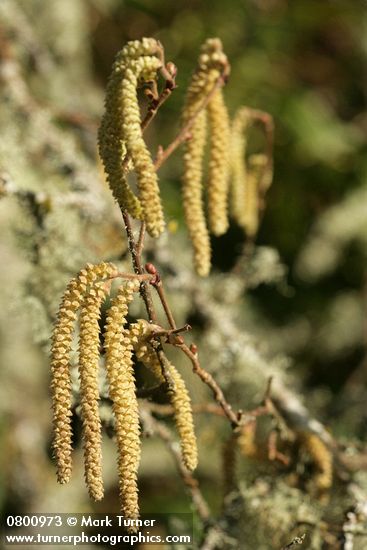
xmin=176 ymin=342 xmax=240 ymax=428
xmin=122 ymin=213 xmax=176 ymax=389
xmin=135 ymin=221 xmax=146 ymax=259
xmin=146 ymin=402 xmax=227 ymax=417
xmin=122 ymin=212 xmax=157 ymax=323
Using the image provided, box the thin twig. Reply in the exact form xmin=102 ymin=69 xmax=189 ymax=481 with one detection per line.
xmin=154 ymin=73 xmax=227 ymax=171
xmin=154 ymin=280 xmax=177 ymax=330
xmin=176 ymin=342 xmax=240 ymax=428
xmin=135 ymin=221 xmax=146 ymax=259
xmin=122 ymin=212 xmax=175 ymax=389
xmin=146 ymin=402 xmax=227 ymax=417
xmin=122 ymin=211 xmax=157 ymax=323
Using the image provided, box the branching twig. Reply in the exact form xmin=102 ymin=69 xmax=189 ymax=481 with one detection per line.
xmin=176 ymin=342 xmax=240 ymax=427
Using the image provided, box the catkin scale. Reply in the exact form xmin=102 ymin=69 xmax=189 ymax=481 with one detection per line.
xmin=130 ymin=320 xmax=198 ymax=471
xmin=103 ymin=281 xmax=141 ymax=521
xmin=50 ymin=262 xmax=117 ymax=484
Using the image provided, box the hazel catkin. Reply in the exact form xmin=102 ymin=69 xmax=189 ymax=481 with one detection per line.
xmin=78 ymin=281 xmax=108 ymax=501
xmin=103 ymin=280 xmax=141 ymax=521
xmin=242 ymin=153 xmax=267 ymax=238
xmin=130 ymin=320 xmax=198 ymax=471
xmin=300 ymin=431 xmax=333 ymax=492
xmin=207 ymin=88 xmax=231 ymax=236
xmin=230 ymin=107 xmax=251 ymax=228
xmin=50 ymin=262 xmax=117 ymax=485
xmin=182 ymin=38 xmax=229 ymax=276
xmin=98 ymin=38 xmax=165 ymax=237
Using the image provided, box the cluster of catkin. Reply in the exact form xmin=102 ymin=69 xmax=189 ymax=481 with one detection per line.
xmin=98 ymin=38 xmax=165 ymax=238
xmin=181 ymin=38 xmax=231 ymax=277
xmin=224 ymin=424 xmax=333 ymax=496
xmin=50 ymin=263 xmax=197 ymax=520
xmin=98 ymin=36 xmax=273 ymax=276
xmin=182 ymin=40 xmax=274 ymax=276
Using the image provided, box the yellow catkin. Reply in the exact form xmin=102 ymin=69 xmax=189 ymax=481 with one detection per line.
xmin=98 ymin=57 xmax=142 ymax=219
xmin=50 ymin=262 xmax=117 ymax=484
xmin=300 ymin=432 xmax=333 ymax=491
xmin=103 ymin=280 xmax=141 ymax=521
xmin=207 ymin=88 xmax=231 ymax=236
xmin=98 ymin=38 xmax=165 ymax=237
xmin=130 ymin=320 xmax=198 ymax=471
xmin=230 ymin=107 xmax=251 ymax=228
xmin=182 ymin=109 xmax=210 ymax=276
xmin=121 ymin=56 xmax=165 ymax=237
xmin=78 ymin=281 xmax=108 ymax=501
xmin=242 ymin=153 xmax=267 ymax=238
xmin=182 ymin=38 xmax=229 ymax=276
xmin=237 ymin=422 xmax=258 ymax=458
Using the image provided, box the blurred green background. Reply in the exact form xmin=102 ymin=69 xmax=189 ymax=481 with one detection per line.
xmin=88 ymin=0 xmax=367 ymax=393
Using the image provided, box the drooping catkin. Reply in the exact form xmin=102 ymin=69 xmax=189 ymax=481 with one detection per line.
xmin=300 ymin=432 xmax=333 ymax=491
xmin=182 ymin=38 xmax=229 ymax=276
xmin=237 ymin=421 xmax=258 ymax=458
xmin=230 ymin=108 xmax=251 ymax=228
xmin=182 ymin=109 xmax=210 ymax=277
xmin=51 ymin=262 xmax=117 ymax=484
xmin=98 ymin=38 xmax=165 ymax=237
xmin=121 ymin=56 xmax=165 ymax=237
xmin=242 ymin=153 xmax=267 ymax=238
xmin=103 ymin=280 xmax=141 ymax=520
xmin=78 ymin=281 xmax=108 ymax=501
xmin=130 ymin=320 xmax=198 ymax=471
xmin=207 ymin=88 xmax=231 ymax=236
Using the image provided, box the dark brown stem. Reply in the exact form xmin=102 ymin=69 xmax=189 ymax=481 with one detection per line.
xmin=146 ymin=402 xmax=227 ymax=417
xmin=136 ymin=221 xmax=146 ymax=258
xmin=176 ymin=342 xmax=240 ymax=427
xmin=122 ymin=211 xmax=157 ymax=323
xmin=154 ymin=280 xmax=177 ymax=330
xmin=122 ymin=212 xmax=176 ymax=389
